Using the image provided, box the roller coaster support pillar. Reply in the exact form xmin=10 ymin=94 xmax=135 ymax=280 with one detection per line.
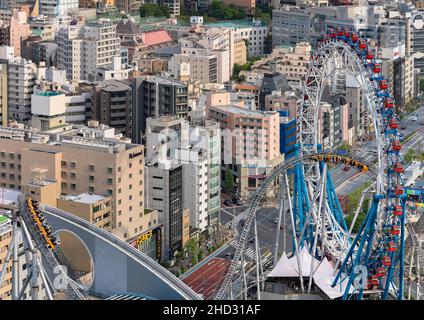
xmin=254 ymin=215 xmax=263 ymax=299
xmin=274 ymin=177 xmax=286 ymax=265
xmin=308 ymin=164 xmax=327 ymax=293
xmin=285 ymin=172 xmax=305 ymax=292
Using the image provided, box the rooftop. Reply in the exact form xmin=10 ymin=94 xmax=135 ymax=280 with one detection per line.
xmin=0 ymin=125 xmax=140 ymax=153
xmin=61 ymin=193 xmax=108 ymax=204
xmin=0 ymin=215 xmax=10 ymax=224
xmin=0 ymin=188 xmax=21 ymax=207
xmin=36 ymin=91 xmax=63 ymax=97
xmin=211 ymin=105 xmax=277 ymax=117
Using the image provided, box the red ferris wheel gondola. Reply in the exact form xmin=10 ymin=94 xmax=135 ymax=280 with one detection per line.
xmin=382 ymin=256 xmax=391 ymax=267
xmin=392 ymin=140 xmax=402 ymax=151
xmin=359 ymin=39 xmax=367 ymax=50
xmin=393 ymin=205 xmax=403 ymax=216
xmin=393 ymin=162 xmax=404 ymax=174
xmin=376 ymin=267 xmax=386 ymax=277
xmin=380 ymin=80 xmax=388 ymax=90
xmin=351 ymin=32 xmax=359 ymax=42
xmin=344 ymin=28 xmax=351 ymax=37
xmin=389 ymin=118 xmax=398 ymax=129
xmin=388 ymin=242 xmax=397 ymax=252
xmin=394 ymin=185 xmax=404 ymax=196
xmin=391 ymin=225 xmax=401 ymax=236
xmin=366 ymin=50 xmax=374 ymax=60
xmin=373 ymin=63 xmax=381 ymax=74
xmin=385 ymin=98 xmax=394 ymax=109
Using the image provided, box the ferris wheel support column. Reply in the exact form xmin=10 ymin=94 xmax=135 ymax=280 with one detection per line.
xmin=398 ymin=199 xmax=406 ymax=300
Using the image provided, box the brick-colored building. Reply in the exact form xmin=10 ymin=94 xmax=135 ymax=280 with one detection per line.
xmin=208 ymin=105 xmax=284 ymax=196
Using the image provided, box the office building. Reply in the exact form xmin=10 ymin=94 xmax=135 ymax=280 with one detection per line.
xmin=131 ymin=76 xmax=189 ymax=144
xmin=0 ymin=125 xmax=147 ymax=242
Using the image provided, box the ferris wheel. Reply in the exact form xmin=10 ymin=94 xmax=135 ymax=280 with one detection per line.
xmin=215 ymin=28 xmax=410 ymax=301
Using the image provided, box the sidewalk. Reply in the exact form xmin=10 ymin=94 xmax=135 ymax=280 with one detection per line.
xmin=180 ymin=232 xmax=236 ymax=280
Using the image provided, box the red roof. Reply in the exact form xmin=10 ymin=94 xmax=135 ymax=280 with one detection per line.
xmin=143 ymin=30 xmax=172 ymax=47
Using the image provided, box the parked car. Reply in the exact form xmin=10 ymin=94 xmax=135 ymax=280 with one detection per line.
xmin=400 ymin=125 xmax=407 ymax=130
xmin=223 ymin=200 xmax=233 ymax=207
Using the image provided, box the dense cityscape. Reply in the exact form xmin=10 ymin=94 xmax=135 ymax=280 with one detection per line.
xmin=0 ymin=0 xmax=423 ymax=305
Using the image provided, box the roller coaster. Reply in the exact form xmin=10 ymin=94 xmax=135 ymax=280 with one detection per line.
xmin=215 ymin=27 xmax=419 ymax=300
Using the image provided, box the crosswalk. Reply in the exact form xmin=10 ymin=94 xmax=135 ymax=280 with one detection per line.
xmin=227 ymin=239 xmax=257 ymax=261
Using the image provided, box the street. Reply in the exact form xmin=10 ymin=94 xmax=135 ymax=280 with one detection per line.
xmin=335 ymin=106 xmax=424 ymax=194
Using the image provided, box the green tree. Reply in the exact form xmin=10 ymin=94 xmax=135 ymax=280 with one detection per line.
xmin=420 ymin=78 xmax=424 ymax=93
xmin=139 ymin=3 xmax=169 ymax=18
xmin=404 ymin=149 xmax=416 ymax=163
xmin=339 ymin=142 xmax=350 ymax=152
xmin=207 ymin=0 xmax=246 ymax=20
xmin=232 ymin=63 xmax=251 ymax=81
xmin=225 ymin=170 xmax=235 ymax=193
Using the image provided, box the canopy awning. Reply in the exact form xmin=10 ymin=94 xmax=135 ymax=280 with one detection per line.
xmin=267 ymin=249 xmax=355 ymax=299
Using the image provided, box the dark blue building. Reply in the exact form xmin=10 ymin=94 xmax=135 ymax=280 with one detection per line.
xmin=278 ymin=110 xmax=296 ymax=159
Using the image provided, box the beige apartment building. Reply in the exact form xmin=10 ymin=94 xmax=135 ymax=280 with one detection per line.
xmin=208 ymin=105 xmax=283 ymax=196
xmin=234 ymin=39 xmax=247 ymax=66
xmin=276 ymin=42 xmax=311 ymax=89
xmin=0 ymin=126 xmax=146 ymax=241
xmin=0 ymin=62 xmax=7 ymax=127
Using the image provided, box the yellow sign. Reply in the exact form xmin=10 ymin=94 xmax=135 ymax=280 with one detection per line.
xmin=136 ymin=230 xmax=153 ymax=247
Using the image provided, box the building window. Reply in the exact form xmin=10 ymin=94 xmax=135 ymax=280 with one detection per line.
xmin=70 ymin=183 xmax=76 ymax=190
xmin=89 ymin=175 xmax=94 ymax=182
xmin=89 ymin=165 xmax=95 ymax=171
xmin=107 ymin=178 xmax=113 ymax=185
xmin=70 ymin=162 xmax=76 ymax=169
xmin=107 ymin=167 xmax=113 ymax=174
xmin=88 ymin=186 xmax=94 ymax=193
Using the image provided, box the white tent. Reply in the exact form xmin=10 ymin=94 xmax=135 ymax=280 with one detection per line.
xmin=267 ymin=252 xmax=298 ymax=277
xmin=267 ymin=250 xmax=356 ymax=299
xmin=267 ymin=247 xmax=322 ymax=278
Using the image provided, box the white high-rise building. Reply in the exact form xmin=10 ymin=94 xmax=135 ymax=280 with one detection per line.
xmin=40 ymin=0 xmax=79 ymax=16
xmin=145 ymin=116 xmax=221 ymax=233
xmin=7 ymin=58 xmax=37 ymax=123
xmin=56 ymin=19 xmax=120 ymax=82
